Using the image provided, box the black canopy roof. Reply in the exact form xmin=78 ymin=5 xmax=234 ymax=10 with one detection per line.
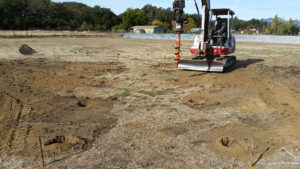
xmin=211 ymin=8 xmax=235 ymax=16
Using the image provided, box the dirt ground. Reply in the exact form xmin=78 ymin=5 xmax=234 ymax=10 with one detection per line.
xmin=0 ymin=36 xmax=299 ymax=169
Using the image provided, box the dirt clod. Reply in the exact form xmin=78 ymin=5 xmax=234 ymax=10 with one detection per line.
xmin=19 ymin=44 xmax=37 ymax=55
xmin=77 ymin=101 xmax=86 ymax=107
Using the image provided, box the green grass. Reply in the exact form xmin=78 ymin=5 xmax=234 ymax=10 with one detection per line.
xmin=138 ymin=88 xmax=175 ymax=97
xmin=146 ymin=104 xmax=158 ymax=111
xmin=65 ymin=89 xmax=73 ymax=93
xmin=107 ymin=90 xmax=131 ymax=104
xmin=156 ymin=88 xmax=174 ymax=95
xmin=160 ymin=104 xmax=170 ymax=107
xmin=138 ymin=90 xmax=156 ymax=97
xmin=120 ymin=90 xmax=131 ymax=97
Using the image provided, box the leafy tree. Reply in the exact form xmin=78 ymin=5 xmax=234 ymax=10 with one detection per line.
xmin=270 ymin=15 xmax=279 ymax=34
xmin=233 ymin=17 xmax=249 ymax=32
xmin=90 ymin=6 xmax=120 ymax=30
xmin=111 ymin=25 xmax=119 ymax=32
xmin=295 ymin=27 xmax=299 ymax=35
xmin=259 ymin=14 xmax=299 ymax=35
xmin=0 ymin=0 xmax=121 ymax=30
xmin=119 ymin=9 xmax=137 ymax=30
xmin=262 ymin=25 xmax=267 ymax=34
xmin=0 ymin=0 xmax=29 ymax=29
xmin=47 ymin=2 xmax=74 ymax=29
xmin=120 ymin=8 xmax=148 ymax=30
xmin=152 ymin=20 xmax=169 ymax=32
xmin=142 ymin=4 xmax=157 ymax=22
xmin=140 ymin=29 xmax=146 ymax=33
xmin=27 ymin=0 xmax=51 ymax=28
xmin=70 ymin=19 xmax=79 ymax=30
xmin=183 ymin=18 xmax=196 ymax=33
xmin=0 ymin=3 xmax=3 ymax=28
xmin=142 ymin=4 xmax=173 ymax=24
xmin=171 ymin=20 xmax=176 ymax=32
xmin=79 ymin=21 xmax=88 ymax=30
xmin=288 ymin=18 xmax=293 ymax=34
xmin=185 ymin=13 xmax=201 ymax=27
xmin=154 ymin=7 xmax=173 ymax=23
xmin=94 ymin=24 xmax=101 ymax=31
xmin=136 ymin=10 xmax=148 ymax=25
xmin=87 ymin=24 xmax=94 ymax=31
xmin=231 ymin=15 xmax=299 ymax=35
xmin=0 ymin=1 xmax=298 ymax=35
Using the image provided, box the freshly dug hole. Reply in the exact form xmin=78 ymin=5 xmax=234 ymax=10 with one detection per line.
xmin=43 ymin=135 xmax=89 ymax=157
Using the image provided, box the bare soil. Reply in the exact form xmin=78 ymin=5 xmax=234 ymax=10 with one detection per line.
xmin=0 ymin=37 xmax=299 ymax=169
xmin=0 ymin=59 xmax=125 ymax=159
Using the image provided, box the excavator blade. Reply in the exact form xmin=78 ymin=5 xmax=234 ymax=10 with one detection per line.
xmin=178 ymin=56 xmax=236 ymax=72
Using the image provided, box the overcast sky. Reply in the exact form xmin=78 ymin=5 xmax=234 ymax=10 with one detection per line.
xmin=52 ymin=0 xmax=300 ymax=20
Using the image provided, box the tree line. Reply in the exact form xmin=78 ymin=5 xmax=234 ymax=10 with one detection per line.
xmin=112 ymin=4 xmax=201 ymax=33
xmin=234 ymin=15 xmax=299 ymax=35
xmin=0 ymin=1 xmax=299 ymax=35
xmin=0 ymin=0 xmax=120 ymax=30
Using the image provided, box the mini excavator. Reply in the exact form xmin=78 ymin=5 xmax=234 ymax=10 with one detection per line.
xmin=173 ymin=0 xmax=236 ymax=72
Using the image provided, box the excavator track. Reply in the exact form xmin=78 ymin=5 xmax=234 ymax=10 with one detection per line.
xmin=178 ymin=56 xmax=236 ymax=72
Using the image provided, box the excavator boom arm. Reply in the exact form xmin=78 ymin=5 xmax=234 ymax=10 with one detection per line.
xmin=173 ymin=0 xmax=210 ymax=33
xmin=201 ymin=0 xmax=211 ymax=43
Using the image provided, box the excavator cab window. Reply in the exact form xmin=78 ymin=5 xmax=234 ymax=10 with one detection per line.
xmin=209 ymin=9 xmax=235 ymax=46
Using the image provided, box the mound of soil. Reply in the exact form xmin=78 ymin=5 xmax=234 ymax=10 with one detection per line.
xmin=19 ymin=44 xmax=37 ymax=55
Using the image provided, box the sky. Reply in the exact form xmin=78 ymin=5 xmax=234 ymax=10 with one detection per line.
xmin=52 ymin=0 xmax=300 ymax=21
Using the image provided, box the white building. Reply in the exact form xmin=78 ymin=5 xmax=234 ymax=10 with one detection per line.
xmin=131 ymin=26 xmax=164 ymax=34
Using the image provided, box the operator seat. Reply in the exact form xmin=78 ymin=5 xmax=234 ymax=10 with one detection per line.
xmin=220 ymin=18 xmax=228 ymax=46
xmin=212 ymin=18 xmax=228 ymax=46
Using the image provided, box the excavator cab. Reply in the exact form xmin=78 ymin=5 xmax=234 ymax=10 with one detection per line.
xmin=191 ymin=8 xmax=235 ymax=56
xmin=211 ymin=18 xmax=228 ymax=46
xmin=209 ymin=9 xmax=235 ymax=49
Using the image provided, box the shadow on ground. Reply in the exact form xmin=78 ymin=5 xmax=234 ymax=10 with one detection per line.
xmin=234 ymin=59 xmax=264 ymax=70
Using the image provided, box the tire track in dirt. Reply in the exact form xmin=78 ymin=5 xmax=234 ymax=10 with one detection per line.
xmin=8 ymin=106 xmax=22 ymax=148
xmin=10 ymin=104 xmax=32 ymax=152
xmin=0 ymin=93 xmax=23 ymax=149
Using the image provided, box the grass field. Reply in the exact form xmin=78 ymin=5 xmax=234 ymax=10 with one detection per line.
xmin=0 ymin=36 xmax=299 ymax=169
